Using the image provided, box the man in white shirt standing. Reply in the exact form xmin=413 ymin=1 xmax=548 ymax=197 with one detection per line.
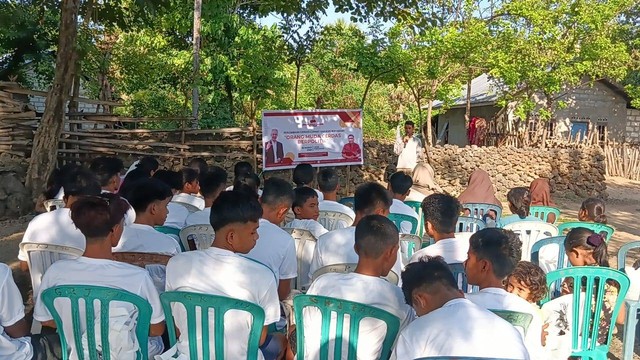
xmin=410 ymin=194 xmax=467 ymax=264
xmin=391 ymin=256 xmax=529 ymax=360
xmin=388 ymin=171 xmax=420 ymax=234
xmin=394 ymin=121 xmax=423 ymax=173
xmin=0 ymin=263 xmax=32 ymax=360
xmin=317 ymin=168 xmax=355 ymax=228
xmin=305 ymin=215 xmax=415 ymax=359
xmin=465 ymin=228 xmax=545 ymax=359
xmin=186 ymin=166 xmax=228 ymax=226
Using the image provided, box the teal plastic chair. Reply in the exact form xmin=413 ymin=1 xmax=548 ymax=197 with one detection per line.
xmin=529 ymin=206 xmax=561 ymax=224
xmin=41 ymin=285 xmax=152 ymax=360
xmin=617 ymin=241 xmax=640 ymax=360
xmin=415 ymin=357 xmax=519 ymax=359
xmin=404 ymin=200 xmax=425 ymax=237
xmin=489 ymin=309 xmax=533 ymax=336
xmin=293 ymin=294 xmax=400 ymax=360
xmin=456 ymin=216 xmax=486 ymax=233
xmin=557 ymin=221 xmax=614 ymax=241
xmin=388 ymin=213 xmax=419 ymax=235
xmin=338 ymin=197 xmax=354 ymax=209
xmin=155 ymin=226 xmax=181 ymax=237
xmin=531 ymin=236 xmax=569 ymax=293
xmin=160 ymin=291 xmax=265 ymax=360
xmin=540 ymin=267 xmax=630 ymax=359
xmin=461 ymin=202 xmax=503 ymax=223
xmin=448 ymin=263 xmax=478 ymax=293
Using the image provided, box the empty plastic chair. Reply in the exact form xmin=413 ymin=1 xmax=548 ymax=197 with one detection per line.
xmin=529 ymin=206 xmax=561 ymax=224
xmin=283 ymin=227 xmax=317 ymax=292
xmin=503 ymin=221 xmax=558 ymax=261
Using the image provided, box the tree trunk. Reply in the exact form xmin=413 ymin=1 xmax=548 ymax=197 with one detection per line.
xmin=191 ymin=0 xmax=202 ymax=129
xmin=426 ymin=99 xmax=434 ymax=147
xmin=224 ymin=75 xmax=234 ymax=121
xmin=360 ymin=77 xmax=375 ymax=110
xmin=26 ymin=0 xmax=79 ymax=198
xmin=294 ymin=63 xmax=301 ymax=108
xmin=464 ymin=73 xmax=472 ymax=129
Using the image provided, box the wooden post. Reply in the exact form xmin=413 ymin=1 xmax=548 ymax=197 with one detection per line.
xmin=252 ymin=122 xmax=258 ymax=172
xmin=180 ymin=118 xmax=186 ymax=165
xmin=191 ymin=0 xmax=202 ymax=129
xmin=345 ymin=165 xmax=351 ymax=196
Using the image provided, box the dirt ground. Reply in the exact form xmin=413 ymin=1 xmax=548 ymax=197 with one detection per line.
xmin=1 ymin=176 xmax=639 ymax=358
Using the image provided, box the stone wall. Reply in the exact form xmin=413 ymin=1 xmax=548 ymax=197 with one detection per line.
xmin=0 ymin=155 xmax=31 ymax=219
xmin=626 ymin=109 xmax=640 ymax=143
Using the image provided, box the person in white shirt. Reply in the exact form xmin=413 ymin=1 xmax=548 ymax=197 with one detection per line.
xmin=18 ymin=168 xmax=102 ymax=270
xmin=185 ymin=166 xmax=228 ymax=226
xmin=187 ymin=157 xmax=208 ymax=179
xmin=90 ymin=156 xmax=137 ymax=225
xmin=410 ymin=194 xmax=468 ymax=264
xmin=304 ymin=215 xmax=415 ymax=359
xmin=233 ymin=172 xmax=262 ymax=199
xmin=394 ymin=121 xmax=423 ymax=173
xmin=225 ymin=161 xmax=263 ymax=196
xmin=464 ymin=228 xmax=544 ymax=359
xmin=317 ymin=168 xmax=355 ymax=228
xmin=285 ymin=186 xmax=328 ymax=240
xmin=164 ymin=190 xmax=289 ymax=360
xmin=0 ymin=263 xmax=32 ymax=360
xmin=309 ymin=182 xmax=404 ymax=283
xmin=247 ymin=177 xmax=297 ymax=301
xmin=391 ymin=256 xmax=529 ymax=360
xmin=33 ymin=193 xmax=166 ymax=358
xmin=172 ymin=167 xmax=205 ymax=210
xmin=293 ymin=163 xmax=323 ymax=201
xmin=153 ymin=170 xmax=190 ymax=229
xmin=388 ymin=171 xmax=420 ymax=234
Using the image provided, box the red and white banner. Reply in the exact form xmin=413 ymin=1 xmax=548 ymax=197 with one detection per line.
xmin=261 ymin=109 xmax=364 ymax=170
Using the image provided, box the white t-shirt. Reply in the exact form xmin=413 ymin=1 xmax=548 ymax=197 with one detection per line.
xmin=33 ymin=257 xmax=165 ymax=358
xmin=245 ymin=219 xmax=297 ymax=281
xmin=0 ymin=264 xmax=32 ymax=360
xmin=172 ymin=193 xmax=205 ymax=211
xmin=395 ymin=136 xmax=422 ymax=170
xmin=409 ymin=237 xmax=469 ymax=264
xmin=284 ymin=219 xmax=328 ymax=240
xmin=466 ymin=287 xmax=544 ymax=359
xmin=313 ymin=189 xmax=324 ymax=202
xmin=165 ymin=247 xmax=280 ymax=360
xmin=305 ymin=272 xmax=414 ymax=359
xmin=390 ymin=199 xmax=420 ymax=234
xmin=101 ymin=190 xmax=136 ymax=226
xmin=18 ymin=208 xmax=85 ymax=261
xmin=164 ymin=202 xmax=190 ymax=229
xmin=185 ymin=208 xmax=211 ymax=226
xmin=391 ymin=298 xmax=530 ymax=360
xmin=318 ymin=200 xmax=356 ymax=229
xmin=404 ymin=190 xmax=426 ymax=203
xmin=225 ymin=186 xmax=263 ymax=197
xmin=113 ymin=223 xmax=181 ymax=256
xmin=309 ymin=227 xmax=404 ymax=283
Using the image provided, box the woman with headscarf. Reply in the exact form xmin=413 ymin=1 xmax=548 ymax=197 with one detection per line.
xmin=405 ymin=163 xmax=442 ymax=203
xmin=529 ymin=178 xmax=556 ymax=223
xmin=457 ymin=169 xmax=502 ymax=223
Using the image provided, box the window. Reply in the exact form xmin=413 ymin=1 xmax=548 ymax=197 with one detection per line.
xmin=596 ymin=118 xmax=608 ymax=143
xmin=570 ymin=121 xmax=589 ymax=141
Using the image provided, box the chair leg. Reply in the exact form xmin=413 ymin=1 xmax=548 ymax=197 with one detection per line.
xmin=622 ymin=301 xmax=640 ymax=360
xmin=31 ymin=320 xmax=42 ymax=335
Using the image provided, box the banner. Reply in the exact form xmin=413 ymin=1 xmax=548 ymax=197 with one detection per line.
xmin=261 ymin=109 xmax=364 ymax=170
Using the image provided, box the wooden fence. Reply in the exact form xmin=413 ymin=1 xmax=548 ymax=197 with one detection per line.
xmin=604 ymin=141 xmax=640 ymax=181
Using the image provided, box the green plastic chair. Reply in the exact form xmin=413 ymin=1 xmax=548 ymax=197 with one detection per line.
xmin=616 ymin=241 xmax=640 ymax=360
xmin=461 ymin=202 xmax=503 ymax=224
xmin=388 ymin=213 xmax=419 ymax=235
xmin=338 ymin=197 xmax=354 ymax=209
xmin=160 ymin=291 xmax=265 ymax=360
xmin=293 ymin=294 xmax=400 ymax=360
xmin=41 ymin=285 xmax=152 ymax=360
xmin=155 ymin=226 xmax=181 ymax=237
xmin=448 ymin=263 xmax=478 ymax=293
xmin=404 ymin=200 xmax=425 ymax=237
xmin=529 ymin=206 xmax=561 ymax=224
xmin=489 ymin=309 xmax=533 ymax=336
xmin=540 ymin=267 xmax=630 ymax=359
xmin=456 ymin=216 xmax=486 ymax=233
xmin=556 ymin=221 xmax=614 ymax=241
xmin=415 ymin=357 xmax=519 ymax=359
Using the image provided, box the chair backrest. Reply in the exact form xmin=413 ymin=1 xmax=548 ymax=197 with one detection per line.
xmin=283 ymin=228 xmax=317 ymax=292
xmin=529 ymin=206 xmax=561 ymax=224
xmin=312 ymin=263 xmax=399 ymax=285
xmin=541 ymin=267 xmax=630 ymax=356
xmin=448 ymin=263 xmax=478 ymax=293
xmin=503 ymin=221 xmax=558 ymax=261
xmin=338 ymin=196 xmax=354 ymax=209
xmin=557 ymin=221 xmax=614 ymax=241
xmin=404 ymin=201 xmax=424 ymax=237
xmin=112 ymin=252 xmax=172 ymax=268
xmin=41 ymin=285 xmax=152 ymax=360
xmin=489 ymin=309 xmax=533 ymax=336
xmin=388 ymin=213 xmax=419 ymax=235
xmin=20 ymin=242 xmax=84 ymax=298
xmin=160 ymin=291 xmax=265 ymax=360
xmin=399 ymin=234 xmax=422 ymax=264
xmin=155 ymin=226 xmax=181 ymax=237
xmin=293 ymin=294 xmax=400 ymax=360
xmin=415 ymin=357 xmax=518 ymax=359
xmin=317 ymin=211 xmax=354 ymax=231
xmin=461 ymin=202 xmax=503 ymax=223
xmin=179 ymin=224 xmax=215 ymax=251
xmin=456 ymin=216 xmax=486 ymax=233
xmin=617 ymin=241 xmax=640 ymax=271
xmin=43 ymin=199 xmax=65 ymax=212
xmin=530 ymin=235 xmax=568 ymax=280
xmin=172 ymin=201 xmax=200 ymax=213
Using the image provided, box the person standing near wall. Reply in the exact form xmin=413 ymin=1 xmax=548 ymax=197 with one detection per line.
xmin=395 ymin=121 xmax=424 ymax=173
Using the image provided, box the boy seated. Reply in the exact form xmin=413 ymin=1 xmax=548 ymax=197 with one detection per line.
xmin=0 ymin=263 xmax=32 ymax=359
xmin=317 ymin=168 xmax=355 ymax=228
xmin=90 ymin=156 xmax=136 ymax=225
xmin=172 ymin=168 xmax=205 ymax=210
xmin=388 ymin=172 xmax=420 ymax=234
xmin=391 ymin=256 xmax=529 ymax=359
xmin=33 ymin=194 xmax=166 ymax=358
xmin=465 ymin=228 xmax=544 ymax=359
xmin=164 ymin=191 xmax=289 ymax=360
xmin=152 ymin=170 xmax=190 ymax=229
xmin=304 ymin=215 xmax=414 ymax=359
xmin=225 ymin=161 xmax=253 ymax=191
xmin=185 ymin=166 xmax=228 ymax=226
xmin=409 ymin=194 xmax=467 ymax=264
xmin=284 ymin=187 xmax=329 ymax=240
xmin=293 ymin=163 xmax=323 ymax=201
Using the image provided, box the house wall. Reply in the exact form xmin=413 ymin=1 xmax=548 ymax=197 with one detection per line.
xmin=626 ymin=109 xmax=640 ymax=144
xmin=437 ymin=105 xmax=501 ymax=146
xmin=28 ymin=95 xmax=98 ymax=114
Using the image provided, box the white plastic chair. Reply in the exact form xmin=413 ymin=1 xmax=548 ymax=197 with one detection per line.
xmin=317 ymin=211 xmax=354 ymax=231
xmin=43 ymin=199 xmax=65 ymax=212
xmin=179 ymin=224 xmax=215 ymax=251
xmin=311 ymin=263 xmax=399 ymax=285
xmin=172 ymin=201 xmax=200 ymax=213
xmin=20 ymin=242 xmax=84 ymax=333
xmin=399 ymin=234 xmax=422 ymax=265
xmin=503 ymin=221 xmax=558 ymax=261
xmin=283 ymin=228 xmax=317 ymax=292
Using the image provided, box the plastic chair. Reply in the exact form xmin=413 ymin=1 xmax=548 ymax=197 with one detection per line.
xmin=461 ymin=202 xmax=503 ymax=224
xmin=311 ymin=263 xmax=399 ymax=285
xmin=160 ymin=291 xmax=265 ymax=360
xmin=400 ymin=234 xmax=422 ymax=264
xmin=41 ymin=285 xmax=152 ymax=360
xmin=338 ymin=196 xmax=354 ymax=209
xmin=529 ymin=206 xmax=561 ymax=224
xmin=388 ymin=213 xmax=419 ymax=235
xmin=489 ymin=309 xmax=533 ymax=336
xmin=503 ymin=221 xmax=558 ymax=261
xmin=557 ymin=221 xmax=615 ymax=241
xmin=293 ymin=294 xmax=400 ymax=360
xmin=155 ymin=226 xmax=181 ymax=237
xmin=616 ymin=241 xmax=640 ymax=360
xmin=172 ymin=201 xmax=200 ymax=213
xmin=283 ymin=228 xmax=317 ymax=292
xmin=404 ymin=200 xmax=424 ymax=237
xmin=415 ymin=357 xmax=518 ymax=359
xmin=448 ymin=263 xmax=478 ymax=293
xmin=456 ymin=216 xmax=486 ymax=233
xmin=317 ymin=211 xmax=354 ymax=231
xmin=43 ymin=199 xmax=65 ymax=212
xmin=179 ymin=224 xmax=215 ymax=251
xmin=540 ymin=267 xmax=630 ymax=359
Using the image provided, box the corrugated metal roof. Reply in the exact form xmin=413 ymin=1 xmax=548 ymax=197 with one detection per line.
xmin=433 ymin=73 xmax=504 ymax=109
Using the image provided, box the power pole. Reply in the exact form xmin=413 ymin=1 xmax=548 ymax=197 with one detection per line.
xmin=191 ymin=0 xmax=202 ymax=129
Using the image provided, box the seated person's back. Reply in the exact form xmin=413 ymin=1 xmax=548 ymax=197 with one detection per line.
xmin=185 ymin=167 xmax=228 ymax=226
xmin=500 ymin=187 xmax=542 ymax=227
xmin=317 ymin=168 xmax=355 ymax=229
xmin=152 ymin=170 xmax=190 ymax=229
xmin=293 ymin=163 xmax=323 ymax=201
xmin=172 ymin=168 xmax=205 ymax=210
xmin=0 ymin=263 xmax=32 ymax=359
xmin=388 ymin=171 xmax=420 ymax=234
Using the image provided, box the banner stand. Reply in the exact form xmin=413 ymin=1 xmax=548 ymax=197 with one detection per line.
xmin=345 ymin=165 xmax=351 ymax=197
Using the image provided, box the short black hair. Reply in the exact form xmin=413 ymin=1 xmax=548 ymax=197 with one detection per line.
xmin=355 ymin=215 xmax=399 ymax=258
xmin=261 ymin=177 xmax=294 ymax=207
xmin=293 ymin=163 xmax=315 ymax=187
xmin=389 ymin=172 xmax=413 ymax=195
xmin=70 ymin=193 xmax=130 ymax=240
xmin=210 ymin=191 xmax=263 ymax=231
xmin=62 ymin=168 xmax=102 ymax=197
xmin=422 ymin=194 xmax=462 ymax=233
xmin=89 ymin=156 xmax=124 ymax=187
xmin=233 ymin=173 xmax=260 ymax=197
xmin=137 ymin=156 xmax=160 ymax=174
xmin=122 ymin=178 xmax=173 ymax=213
xmin=234 ymin=161 xmax=253 ymax=177
xmin=181 ymin=167 xmax=199 ymax=187
xmin=469 ymin=228 xmax=522 ymax=279
xmin=118 ymin=167 xmax=150 ymax=196
xmin=153 ymin=170 xmax=183 ymax=191
xmin=200 ymin=166 xmax=228 ymax=198
xmin=354 ymin=182 xmax=392 ymax=214
xmin=188 ymin=158 xmax=208 ymax=175
xmin=405 ymin=121 xmax=415 ymax=127
xmin=507 ymin=187 xmax=531 ymax=219
xmin=401 ymin=256 xmax=458 ymax=306
xmin=293 ymin=186 xmax=318 ymax=210
xmin=317 ymin=168 xmax=339 ymax=192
